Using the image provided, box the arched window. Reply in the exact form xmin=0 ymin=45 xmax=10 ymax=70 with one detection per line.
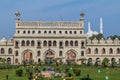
xmin=23 ymin=30 xmax=26 ymax=34
xmin=59 ymin=51 xmax=62 ymax=56
xmin=53 ymin=41 xmax=57 ymax=46
xmin=21 ymin=40 xmax=25 ymax=46
xmin=70 ymin=41 xmax=73 ymax=46
xmin=32 ymin=30 xmax=35 ymax=34
xmin=44 ymin=31 xmax=47 ymax=34
xmin=109 ymin=48 xmax=113 ymax=54
xmin=28 ymin=31 xmax=30 ymax=34
xmin=81 ymin=51 xmax=84 ymax=56
xmin=49 ymin=31 xmax=51 ymax=34
xmin=65 ymin=41 xmax=69 ymax=46
xmin=119 ymin=58 xmax=120 ymax=64
xmin=15 ymin=41 xmax=19 ymax=48
xmin=80 ymin=31 xmax=82 ymax=34
xmin=53 ymin=31 xmax=56 ymax=34
xmin=37 ymin=51 xmax=41 ymax=56
xmin=15 ymin=50 xmax=18 ymax=56
xmin=59 ymin=41 xmax=63 ymax=48
xmin=81 ymin=41 xmax=84 ymax=48
xmin=88 ymin=58 xmax=92 ymax=63
xmin=96 ymin=58 xmax=100 ymax=62
xmin=31 ymin=40 xmax=35 ymax=46
xmin=75 ymin=41 xmax=78 ymax=46
xmin=8 ymin=48 xmax=12 ymax=54
xmin=17 ymin=30 xmax=20 ymax=34
xmin=94 ymin=48 xmax=98 ymax=54
xmin=65 ymin=31 xmax=67 ymax=34
xmin=117 ymin=48 xmax=120 ymax=54
xmin=88 ymin=48 xmax=91 ymax=54
xmin=48 ymin=41 xmax=52 ymax=47
xmin=102 ymin=48 xmax=106 ymax=54
xmin=111 ymin=58 xmax=115 ymax=63
xmin=70 ymin=31 xmax=72 ymax=34
xmin=38 ymin=31 xmax=41 ymax=34
xmin=37 ymin=41 xmax=41 ymax=47
xmin=7 ymin=58 xmax=11 ymax=64
xmin=26 ymin=40 xmax=30 ymax=46
xmin=43 ymin=41 xmax=47 ymax=46
xmin=38 ymin=58 xmax=41 ymax=62
xmin=59 ymin=31 xmax=62 ymax=34
xmin=15 ymin=58 xmax=18 ymax=63
xmin=74 ymin=31 xmax=77 ymax=34
xmin=1 ymin=48 xmax=5 ymax=54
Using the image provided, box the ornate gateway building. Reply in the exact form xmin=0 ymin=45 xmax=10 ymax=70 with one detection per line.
xmin=0 ymin=11 xmax=120 ymax=64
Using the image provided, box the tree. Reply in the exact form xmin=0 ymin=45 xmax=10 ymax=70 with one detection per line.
xmin=111 ymin=59 xmax=117 ymax=68
xmin=0 ymin=58 xmax=6 ymax=63
xmin=87 ymin=60 xmax=93 ymax=66
xmin=102 ymin=58 xmax=110 ymax=67
xmin=89 ymin=33 xmax=104 ymax=40
xmin=78 ymin=58 xmax=87 ymax=65
xmin=16 ymin=69 xmax=23 ymax=77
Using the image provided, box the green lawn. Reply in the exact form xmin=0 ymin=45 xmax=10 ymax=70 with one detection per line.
xmin=0 ymin=66 xmax=120 ymax=80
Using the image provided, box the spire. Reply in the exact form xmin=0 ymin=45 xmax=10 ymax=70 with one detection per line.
xmin=88 ymin=22 xmax=91 ymax=32
xmin=100 ymin=17 xmax=103 ymax=34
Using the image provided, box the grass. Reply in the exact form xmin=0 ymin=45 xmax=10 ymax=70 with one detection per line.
xmin=0 ymin=65 xmax=120 ymax=80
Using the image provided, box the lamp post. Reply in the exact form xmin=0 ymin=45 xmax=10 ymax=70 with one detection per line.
xmin=5 ymin=41 xmax=9 ymax=80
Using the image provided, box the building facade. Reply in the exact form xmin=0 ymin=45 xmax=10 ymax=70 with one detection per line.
xmin=0 ymin=11 xmax=120 ymax=64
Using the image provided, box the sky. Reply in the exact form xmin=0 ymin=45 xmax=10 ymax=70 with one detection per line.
xmin=0 ymin=0 xmax=120 ymax=39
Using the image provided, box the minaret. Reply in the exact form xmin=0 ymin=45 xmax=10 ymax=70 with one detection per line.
xmin=100 ymin=17 xmax=103 ymax=34
xmin=88 ymin=22 xmax=91 ymax=32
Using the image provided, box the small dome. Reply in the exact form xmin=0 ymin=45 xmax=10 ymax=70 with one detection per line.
xmin=15 ymin=10 xmax=20 ymax=17
xmin=0 ymin=37 xmax=7 ymax=42
xmin=8 ymin=38 xmax=14 ymax=43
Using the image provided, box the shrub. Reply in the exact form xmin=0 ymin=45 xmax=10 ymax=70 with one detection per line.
xmin=16 ymin=69 xmax=23 ymax=77
xmin=80 ymin=74 xmax=93 ymax=80
xmin=80 ymin=78 xmax=93 ymax=80
xmin=73 ymin=69 xmax=81 ymax=76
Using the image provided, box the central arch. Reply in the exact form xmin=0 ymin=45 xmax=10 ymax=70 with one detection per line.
xmin=66 ymin=49 xmax=77 ymax=62
xmin=22 ymin=49 xmax=33 ymax=64
xmin=44 ymin=49 xmax=55 ymax=64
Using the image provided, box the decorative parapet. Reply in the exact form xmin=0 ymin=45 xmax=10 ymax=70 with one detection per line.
xmin=16 ymin=21 xmax=83 ymax=28
xmin=87 ymin=37 xmax=120 ymax=45
xmin=86 ymin=54 xmax=120 ymax=57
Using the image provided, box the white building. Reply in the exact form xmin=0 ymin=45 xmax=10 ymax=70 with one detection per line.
xmin=0 ymin=11 xmax=120 ymax=64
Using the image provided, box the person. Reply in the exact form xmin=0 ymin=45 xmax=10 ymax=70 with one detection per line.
xmin=6 ymin=75 xmax=8 ymax=80
xmin=105 ymin=75 xmax=109 ymax=80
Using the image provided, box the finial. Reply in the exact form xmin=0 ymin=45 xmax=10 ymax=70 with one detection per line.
xmin=15 ymin=10 xmax=20 ymax=17
xmin=15 ymin=10 xmax=20 ymax=21
xmin=80 ymin=12 xmax=85 ymax=21
xmin=80 ymin=12 xmax=85 ymax=18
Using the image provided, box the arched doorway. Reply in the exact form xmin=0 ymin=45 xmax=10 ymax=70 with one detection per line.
xmin=44 ymin=49 xmax=55 ymax=64
xmin=7 ymin=58 xmax=11 ymax=64
xmin=66 ymin=50 xmax=76 ymax=62
xmin=23 ymin=50 xmax=33 ymax=64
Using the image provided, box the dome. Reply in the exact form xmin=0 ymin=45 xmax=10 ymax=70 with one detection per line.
xmin=0 ymin=37 xmax=7 ymax=43
xmin=8 ymin=38 xmax=14 ymax=43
